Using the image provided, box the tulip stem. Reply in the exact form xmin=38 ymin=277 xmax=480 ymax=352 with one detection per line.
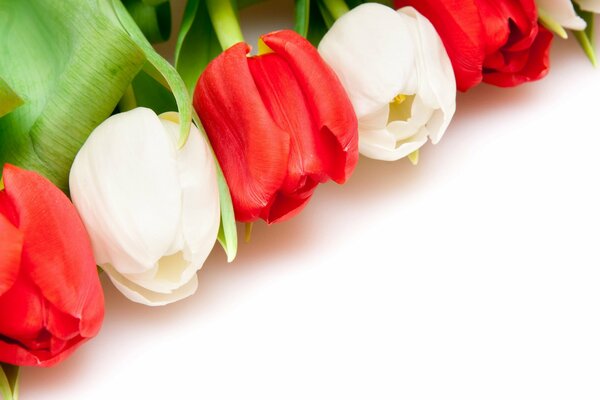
xmin=206 ymin=0 xmax=245 ymax=50
xmin=320 ymin=0 xmax=350 ymax=21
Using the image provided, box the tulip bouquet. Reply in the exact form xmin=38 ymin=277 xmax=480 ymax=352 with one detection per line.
xmin=0 ymin=0 xmax=598 ymax=397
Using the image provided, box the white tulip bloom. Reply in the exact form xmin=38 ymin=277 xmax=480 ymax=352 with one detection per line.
xmin=318 ymin=4 xmax=456 ymax=162
xmin=537 ymin=0 xmax=586 ymax=32
xmin=537 ymin=0 xmax=600 ymax=34
xmin=70 ymin=108 xmax=220 ymax=306
xmin=576 ymin=0 xmax=600 ymax=13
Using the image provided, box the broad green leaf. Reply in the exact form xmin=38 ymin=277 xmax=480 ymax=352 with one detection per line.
xmin=295 ymin=0 xmax=310 ymax=37
xmin=124 ymin=0 xmax=172 ymax=43
xmin=0 ymin=363 xmax=19 ymax=400
xmin=0 ymin=77 xmax=23 ymax=118
xmin=175 ymin=0 xmax=222 ymax=93
xmin=0 ymin=0 xmax=145 ymax=191
xmin=111 ymin=0 xmax=192 ymax=147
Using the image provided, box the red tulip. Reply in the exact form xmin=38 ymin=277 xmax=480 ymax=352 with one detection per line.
xmin=194 ymin=30 xmax=358 ymax=223
xmin=0 ymin=164 xmax=104 ymax=367
xmin=394 ymin=0 xmax=554 ymax=91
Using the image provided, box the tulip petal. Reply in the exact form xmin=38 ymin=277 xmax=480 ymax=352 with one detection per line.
xmin=575 ymin=0 xmax=600 ymax=13
xmin=395 ymin=0 xmax=486 ymax=91
xmin=318 ymin=4 xmax=416 ymax=119
xmin=70 ymin=108 xmax=182 ymax=276
xmin=104 ymin=263 xmax=199 ymax=306
xmin=483 ymin=25 xmax=553 ymax=87
xmin=537 ymin=0 xmax=587 ymax=31
xmin=262 ymin=30 xmax=359 ymax=185
xmin=160 ymin=116 xmax=220 ymax=269
xmin=2 ymin=165 xmax=103 ymax=339
xmin=195 ymin=43 xmax=290 ymax=222
xmin=0 ymin=274 xmax=44 ymax=341
xmin=401 ymin=7 xmax=456 ymax=144
xmin=0 ymin=213 xmax=22 ymax=297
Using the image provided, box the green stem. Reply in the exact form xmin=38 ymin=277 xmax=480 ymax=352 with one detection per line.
xmin=321 ymin=0 xmax=349 ymax=21
xmin=205 ymin=0 xmax=245 ymax=50
xmin=118 ymin=84 xmax=137 ymax=112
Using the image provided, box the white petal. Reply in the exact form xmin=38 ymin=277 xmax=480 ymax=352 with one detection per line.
xmin=359 ymin=126 xmax=428 ymax=161
xmin=70 ymin=108 xmax=181 ymax=275
xmin=399 ymin=7 xmax=456 ymax=145
xmin=574 ymin=0 xmax=600 ymax=13
xmin=103 ymin=262 xmax=199 ymax=307
xmin=318 ymin=3 xmax=416 ymax=119
xmin=537 ymin=0 xmax=587 ymax=30
xmin=159 ymin=114 xmax=220 ymax=270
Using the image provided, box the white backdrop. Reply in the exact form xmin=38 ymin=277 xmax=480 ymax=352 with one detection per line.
xmin=20 ymin=1 xmax=600 ymax=399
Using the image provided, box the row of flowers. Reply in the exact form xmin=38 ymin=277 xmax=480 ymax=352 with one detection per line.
xmin=0 ymin=0 xmax=598 ymax=397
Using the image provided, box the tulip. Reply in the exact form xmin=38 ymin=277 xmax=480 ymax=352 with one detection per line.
xmin=576 ymin=0 xmax=600 ymax=12
xmin=0 ymin=164 xmax=104 ymax=367
xmin=69 ymin=108 xmax=220 ymax=306
xmin=318 ymin=4 xmax=456 ymax=162
xmin=395 ymin=0 xmax=554 ymax=91
xmin=536 ymin=0 xmax=600 ymax=36
xmin=537 ymin=0 xmax=587 ymax=32
xmin=194 ymin=30 xmax=358 ymax=223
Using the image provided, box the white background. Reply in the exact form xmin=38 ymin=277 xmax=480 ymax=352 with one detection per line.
xmin=20 ymin=1 xmax=600 ymax=399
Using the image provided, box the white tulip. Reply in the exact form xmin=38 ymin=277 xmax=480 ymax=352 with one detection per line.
xmin=70 ymin=108 xmax=220 ymax=306
xmin=575 ymin=0 xmax=600 ymax=13
xmin=537 ymin=0 xmax=600 ymax=35
xmin=537 ymin=0 xmax=586 ymax=32
xmin=318 ymin=4 xmax=456 ymax=162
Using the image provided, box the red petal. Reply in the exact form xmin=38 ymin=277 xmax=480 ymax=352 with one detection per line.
xmin=0 ymin=213 xmax=23 ymax=296
xmin=260 ymin=30 xmax=358 ymax=184
xmin=395 ymin=0 xmax=486 ymax=91
xmin=2 ymin=165 xmax=104 ymax=338
xmin=0 ymin=274 xmax=44 ymax=341
xmin=195 ymin=43 xmax=290 ymax=222
xmin=482 ymin=24 xmax=553 ymax=87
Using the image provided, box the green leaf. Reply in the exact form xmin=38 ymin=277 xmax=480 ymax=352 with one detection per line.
xmin=174 ymin=0 xmax=222 ymax=94
xmin=0 ymin=363 xmax=19 ymax=400
xmin=307 ymin=0 xmax=329 ymax=46
xmin=295 ymin=0 xmax=310 ymax=37
xmin=130 ymin=69 xmax=178 ymax=113
xmin=0 ymin=0 xmax=145 ymax=191
xmin=0 ymin=77 xmax=23 ymax=118
xmin=123 ymin=0 xmax=172 ymax=43
xmin=111 ymin=0 xmax=192 ymax=147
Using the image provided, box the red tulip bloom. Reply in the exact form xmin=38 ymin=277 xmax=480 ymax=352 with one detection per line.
xmin=194 ymin=30 xmax=358 ymax=223
xmin=394 ymin=0 xmax=554 ymax=91
xmin=0 ymin=165 xmax=104 ymax=367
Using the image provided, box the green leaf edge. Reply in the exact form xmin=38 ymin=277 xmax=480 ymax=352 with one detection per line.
xmin=111 ymin=0 xmax=192 ymax=147
xmin=0 ymin=77 xmax=24 ymax=118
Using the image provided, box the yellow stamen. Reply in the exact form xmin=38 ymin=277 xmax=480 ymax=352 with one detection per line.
xmin=257 ymin=38 xmax=273 ymax=56
xmin=408 ymin=149 xmax=420 ymax=166
xmin=392 ymin=94 xmax=407 ymax=105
